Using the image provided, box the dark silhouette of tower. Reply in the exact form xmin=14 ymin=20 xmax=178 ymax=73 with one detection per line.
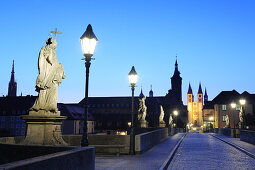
xmin=8 ymin=60 xmax=17 ymax=97
xmin=204 ymin=87 xmax=208 ymax=104
xmin=149 ymin=85 xmax=153 ymax=97
xmin=139 ymin=87 xmax=145 ymax=98
xmin=171 ymin=59 xmax=182 ymax=101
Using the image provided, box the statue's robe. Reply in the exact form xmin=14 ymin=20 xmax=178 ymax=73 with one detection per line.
xmin=31 ymin=45 xmax=64 ymax=113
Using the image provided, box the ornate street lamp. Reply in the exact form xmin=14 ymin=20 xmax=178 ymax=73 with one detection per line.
xmin=239 ymin=99 xmax=246 ymax=129
xmin=128 ymin=66 xmax=138 ymax=155
xmin=80 ymin=24 xmax=98 ymax=146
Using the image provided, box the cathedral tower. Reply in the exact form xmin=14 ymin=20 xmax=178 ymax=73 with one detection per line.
xmin=149 ymin=85 xmax=153 ymax=97
xmin=187 ymin=83 xmax=193 ymax=125
xmin=8 ymin=60 xmax=17 ymax=97
xmin=197 ymin=83 xmax=203 ymax=126
xmin=187 ymin=83 xmax=204 ymax=127
xmin=171 ymin=59 xmax=182 ymax=101
xmin=204 ymin=87 xmax=208 ymax=104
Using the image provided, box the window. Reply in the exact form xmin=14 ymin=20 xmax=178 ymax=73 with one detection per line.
xmin=222 ymin=115 xmax=226 ymax=122
xmin=189 ymin=99 xmax=191 ymax=102
xmin=222 ymin=105 xmax=227 ymax=111
xmin=236 ymin=105 xmax=240 ymax=110
xmin=1 ymin=123 xmax=5 ymax=128
xmin=199 ymin=99 xmax=201 ymax=102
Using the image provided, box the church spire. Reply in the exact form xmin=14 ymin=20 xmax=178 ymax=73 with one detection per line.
xmin=8 ymin=60 xmax=17 ymax=97
xmin=149 ymin=85 xmax=153 ymax=97
xmin=204 ymin=87 xmax=208 ymax=103
xmin=173 ymin=57 xmax=180 ymax=77
xmin=198 ymin=83 xmax=202 ymax=94
xmin=139 ymin=86 xmax=144 ymax=98
xmin=187 ymin=83 xmax=193 ymax=94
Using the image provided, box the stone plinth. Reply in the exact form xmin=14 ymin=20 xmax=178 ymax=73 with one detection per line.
xmin=138 ymin=120 xmax=148 ymax=128
xmin=159 ymin=123 xmax=166 ymax=128
xmin=21 ymin=111 xmax=67 ymax=146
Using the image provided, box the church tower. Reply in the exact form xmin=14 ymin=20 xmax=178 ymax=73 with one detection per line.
xmin=8 ymin=60 xmax=17 ymax=97
xmin=197 ymin=83 xmax=203 ymax=126
xmin=149 ymin=85 xmax=153 ymax=97
xmin=204 ymin=87 xmax=208 ymax=104
xmin=171 ymin=59 xmax=182 ymax=101
xmin=187 ymin=83 xmax=193 ymax=125
xmin=187 ymin=83 xmax=205 ymax=127
xmin=139 ymin=87 xmax=145 ymax=98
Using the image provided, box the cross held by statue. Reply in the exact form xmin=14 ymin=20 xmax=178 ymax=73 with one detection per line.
xmin=50 ymin=28 xmax=62 ymax=40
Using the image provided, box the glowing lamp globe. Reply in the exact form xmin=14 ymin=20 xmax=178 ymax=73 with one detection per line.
xmin=231 ymin=103 xmax=236 ymax=108
xmin=173 ymin=110 xmax=178 ymax=116
xmin=80 ymin=24 xmax=98 ymax=56
xmin=240 ymin=99 xmax=246 ymax=105
xmin=128 ymin=66 xmax=138 ymax=86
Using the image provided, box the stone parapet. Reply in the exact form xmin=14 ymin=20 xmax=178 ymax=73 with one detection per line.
xmin=240 ymin=130 xmax=255 ymax=145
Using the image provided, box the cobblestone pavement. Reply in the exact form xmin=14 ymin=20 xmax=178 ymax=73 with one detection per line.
xmin=212 ymin=133 xmax=255 ymax=155
xmin=168 ymin=133 xmax=255 ymax=170
xmin=95 ymin=133 xmax=185 ymax=170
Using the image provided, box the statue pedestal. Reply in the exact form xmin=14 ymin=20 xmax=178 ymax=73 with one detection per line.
xmin=138 ymin=120 xmax=148 ymax=128
xmin=21 ymin=111 xmax=67 ymax=146
xmin=159 ymin=123 xmax=166 ymax=128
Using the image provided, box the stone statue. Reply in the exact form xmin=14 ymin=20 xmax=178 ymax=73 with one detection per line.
xmin=225 ymin=115 xmax=230 ymax=128
xmin=159 ymin=105 xmax=165 ymax=124
xmin=239 ymin=107 xmax=244 ymax=128
xmin=30 ymin=38 xmax=65 ymax=114
xmin=137 ymin=96 xmax=147 ymax=121
xmin=169 ymin=114 xmax=173 ymax=127
xmin=21 ymin=35 xmax=67 ymax=146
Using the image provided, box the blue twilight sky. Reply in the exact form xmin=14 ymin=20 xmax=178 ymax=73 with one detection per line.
xmin=0 ymin=0 xmax=254 ymax=104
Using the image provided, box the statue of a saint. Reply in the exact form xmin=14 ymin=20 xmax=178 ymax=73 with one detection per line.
xmin=225 ymin=115 xmax=230 ymax=128
xmin=159 ymin=105 xmax=165 ymax=124
xmin=30 ymin=38 xmax=65 ymax=114
xmin=169 ymin=114 xmax=173 ymax=127
xmin=239 ymin=107 xmax=244 ymax=128
xmin=137 ymin=96 xmax=147 ymax=121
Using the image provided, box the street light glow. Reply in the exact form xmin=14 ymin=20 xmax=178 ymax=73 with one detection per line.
xmin=128 ymin=66 xmax=138 ymax=85
xmin=240 ymin=99 xmax=246 ymax=105
xmin=231 ymin=103 xmax=236 ymax=108
xmin=80 ymin=24 xmax=98 ymax=56
xmin=209 ymin=116 xmax=213 ymax=121
xmin=173 ymin=110 xmax=178 ymax=116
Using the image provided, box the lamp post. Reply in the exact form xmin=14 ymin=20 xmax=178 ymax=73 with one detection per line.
xmin=128 ymin=66 xmax=138 ymax=155
xmin=231 ymin=103 xmax=237 ymax=129
xmin=80 ymin=24 xmax=98 ymax=146
xmin=173 ymin=110 xmax=179 ymax=128
xmin=239 ymin=99 xmax=246 ymax=129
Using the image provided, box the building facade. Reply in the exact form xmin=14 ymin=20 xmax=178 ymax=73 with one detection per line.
xmin=187 ymin=83 xmax=206 ymax=127
xmin=203 ymin=90 xmax=255 ymax=129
